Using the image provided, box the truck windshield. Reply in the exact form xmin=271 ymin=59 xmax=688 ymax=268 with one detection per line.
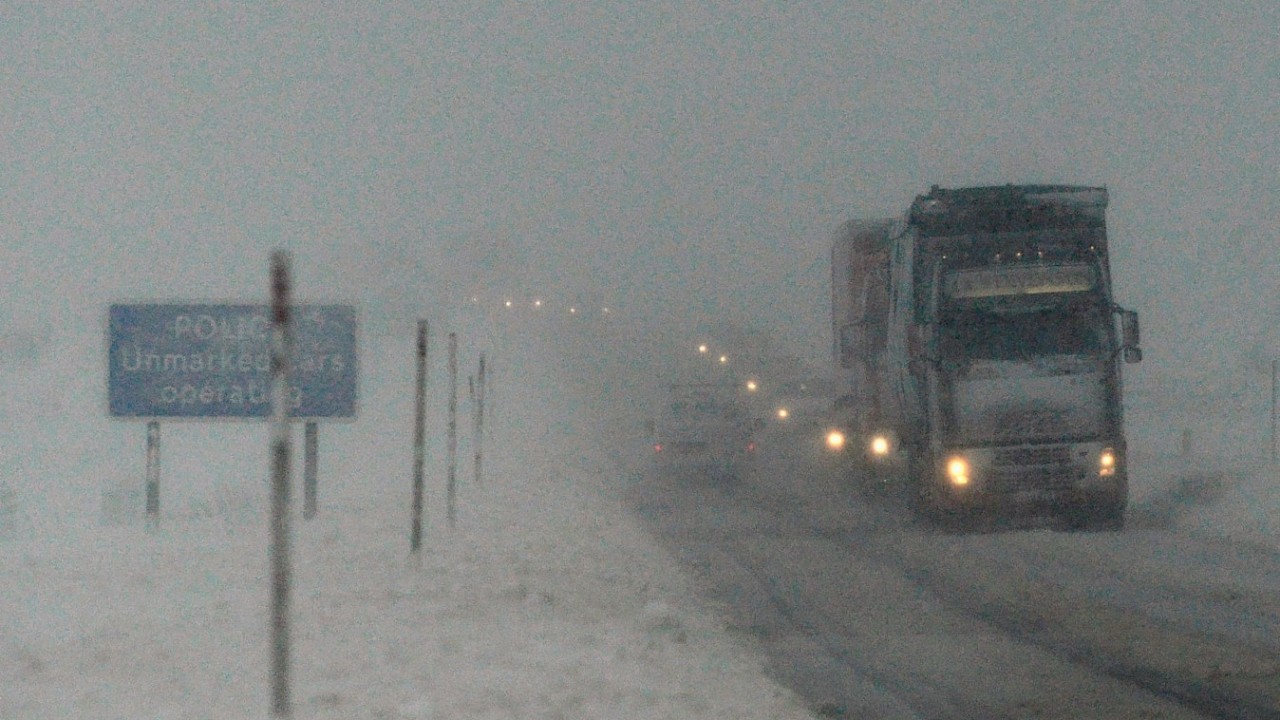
xmin=939 ymin=298 xmax=1105 ymax=362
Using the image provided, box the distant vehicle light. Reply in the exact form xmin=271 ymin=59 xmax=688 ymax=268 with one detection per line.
xmin=826 ymin=430 xmax=846 ymax=451
xmin=1099 ymin=448 xmax=1116 ymax=476
xmin=654 ymin=443 xmax=663 ymax=453
xmin=719 ymin=355 xmax=728 ymax=364
xmin=747 ymin=441 xmax=757 ymax=452
xmin=746 ymin=380 xmax=759 ymax=392
xmin=777 ymin=408 xmax=790 ymax=420
xmin=946 ymin=456 xmax=971 ymax=487
xmin=698 ymin=344 xmax=708 ymax=354
xmin=870 ymin=435 xmax=890 ymax=456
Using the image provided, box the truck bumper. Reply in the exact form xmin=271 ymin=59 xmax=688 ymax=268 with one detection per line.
xmin=920 ymin=441 xmax=1128 ymax=514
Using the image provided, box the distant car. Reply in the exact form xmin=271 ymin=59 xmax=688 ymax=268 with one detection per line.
xmin=649 ymin=382 xmax=759 ymax=481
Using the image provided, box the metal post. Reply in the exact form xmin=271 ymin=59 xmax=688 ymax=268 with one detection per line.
xmin=1271 ymin=359 xmax=1277 ymax=466
xmin=475 ymin=354 xmax=485 ymax=486
xmin=411 ymin=320 xmax=428 ymax=553
xmin=268 ymin=250 xmax=294 ymax=719
xmin=486 ymin=355 xmax=494 ymax=441
xmin=145 ymin=421 xmax=160 ymax=529
xmin=447 ymin=332 xmax=458 ymax=527
xmin=303 ymin=422 xmax=318 ymax=520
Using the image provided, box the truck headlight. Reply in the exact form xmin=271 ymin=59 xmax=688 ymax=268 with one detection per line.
xmin=825 ymin=430 xmax=846 ymax=451
xmin=869 ymin=435 xmax=891 ymax=456
xmin=1099 ymin=448 xmax=1116 ymax=477
xmin=946 ymin=456 xmax=971 ymax=487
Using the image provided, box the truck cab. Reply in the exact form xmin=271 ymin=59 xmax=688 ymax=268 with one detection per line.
xmin=831 ymin=185 xmax=1142 ymax=530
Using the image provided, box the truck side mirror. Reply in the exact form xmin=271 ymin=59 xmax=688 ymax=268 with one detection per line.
xmin=1119 ymin=309 xmax=1141 ymax=364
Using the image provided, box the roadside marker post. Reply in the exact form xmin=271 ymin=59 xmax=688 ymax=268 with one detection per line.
xmin=268 ymin=251 xmax=294 ymax=719
xmin=474 ymin=354 xmax=486 ymax=487
xmin=446 ymin=332 xmax=458 ymax=527
xmin=411 ymin=320 xmax=428 ymax=554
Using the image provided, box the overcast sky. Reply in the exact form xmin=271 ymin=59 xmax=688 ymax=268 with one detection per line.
xmin=3 ymin=1 xmax=1278 ymax=377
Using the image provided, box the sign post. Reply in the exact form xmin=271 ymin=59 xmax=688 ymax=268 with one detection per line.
xmin=145 ymin=421 xmax=160 ymax=529
xmin=303 ymin=422 xmax=318 ymax=520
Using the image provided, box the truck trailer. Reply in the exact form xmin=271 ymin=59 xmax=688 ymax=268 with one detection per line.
xmin=828 ymin=184 xmax=1141 ymax=530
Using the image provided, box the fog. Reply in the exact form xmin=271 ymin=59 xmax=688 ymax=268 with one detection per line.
xmin=0 ymin=0 xmax=1274 ymax=517
xmin=4 ymin=5 xmax=1280 ymax=716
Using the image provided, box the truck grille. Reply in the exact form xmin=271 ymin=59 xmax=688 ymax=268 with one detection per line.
xmin=989 ymin=445 xmax=1081 ymax=496
xmin=993 ymin=445 xmax=1070 ymax=467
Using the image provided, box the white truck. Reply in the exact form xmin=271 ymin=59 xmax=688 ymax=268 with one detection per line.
xmin=828 ymin=184 xmax=1142 ymax=530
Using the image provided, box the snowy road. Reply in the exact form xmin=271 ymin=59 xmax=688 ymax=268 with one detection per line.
xmin=630 ymin=435 xmax=1280 ymax=719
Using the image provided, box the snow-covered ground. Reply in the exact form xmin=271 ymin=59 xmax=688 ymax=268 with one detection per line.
xmin=0 ymin=315 xmax=818 ymax=719
xmin=2 ymin=306 xmax=1278 ymax=719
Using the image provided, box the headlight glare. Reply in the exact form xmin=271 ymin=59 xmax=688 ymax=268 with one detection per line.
xmin=869 ymin=435 xmax=891 ymax=456
xmin=1099 ymin=448 xmax=1116 ymax=476
xmin=946 ymin=456 xmax=971 ymax=487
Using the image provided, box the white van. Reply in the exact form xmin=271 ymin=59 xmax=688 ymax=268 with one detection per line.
xmin=649 ymin=382 xmax=759 ymax=481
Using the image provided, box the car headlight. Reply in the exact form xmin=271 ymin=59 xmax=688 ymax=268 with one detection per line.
xmin=825 ymin=430 xmax=846 ymax=451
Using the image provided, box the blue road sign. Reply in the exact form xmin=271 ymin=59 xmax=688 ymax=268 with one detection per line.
xmin=108 ymin=304 xmax=358 ymax=419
